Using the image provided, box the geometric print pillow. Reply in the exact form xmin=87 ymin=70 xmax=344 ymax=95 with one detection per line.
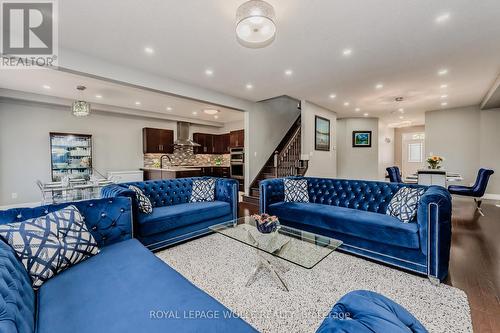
xmin=284 ymin=178 xmax=309 ymax=203
xmin=386 ymin=187 xmax=426 ymax=223
xmin=190 ymin=178 xmax=216 ymax=203
xmin=128 ymin=185 xmax=153 ymax=214
xmin=0 ymin=205 xmax=99 ymax=289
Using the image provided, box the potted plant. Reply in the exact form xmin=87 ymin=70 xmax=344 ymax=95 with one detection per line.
xmin=427 ymin=155 xmax=444 ymax=169
xmin=251 ymin=214 xmax=280 ymax=233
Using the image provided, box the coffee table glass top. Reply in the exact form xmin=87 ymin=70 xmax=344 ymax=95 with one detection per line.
xmin=209 ymin=216 xmax=342 ymax=269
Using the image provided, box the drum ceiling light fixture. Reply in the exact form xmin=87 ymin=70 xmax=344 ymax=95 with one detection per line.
xmin=236 ymin=0 xmax=276 ymax=49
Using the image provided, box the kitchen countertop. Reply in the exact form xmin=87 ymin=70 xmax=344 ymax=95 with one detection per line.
xmin=141 ymin=165 xmax=230 ymax=172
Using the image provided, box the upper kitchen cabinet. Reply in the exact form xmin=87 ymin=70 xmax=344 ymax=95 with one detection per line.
xmin=193 ymin=133 xmax=212 ymax=154
xmin=143 ymin=128 xmax=174 ymax=154
xmin=230 ymin=130 xmax=244 ymax=148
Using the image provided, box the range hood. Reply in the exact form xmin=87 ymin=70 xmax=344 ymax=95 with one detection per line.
xmin=174 ymin=122 xmax=201 ymax=147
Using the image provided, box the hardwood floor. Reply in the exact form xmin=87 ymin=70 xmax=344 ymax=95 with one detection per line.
xmin=238 ymin=198 xmax=500 ymax=332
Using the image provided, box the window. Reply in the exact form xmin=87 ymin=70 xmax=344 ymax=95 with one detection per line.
xmin=408 ymin=142 xmax=423 ymax=163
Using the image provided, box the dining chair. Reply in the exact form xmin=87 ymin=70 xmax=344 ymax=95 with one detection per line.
xmin=386 ymin=166 xmax=403 ymax=183
xmin=448 ymin=168 xmax=494 ymax=216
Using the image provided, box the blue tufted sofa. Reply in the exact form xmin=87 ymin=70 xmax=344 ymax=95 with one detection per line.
xmin=0 ymin=198 xmax=255 ymax=333
xmin=101 ymin=177 xmax=238 ymax=251
xmin=260 ymin=177 xmax=452 ymax=282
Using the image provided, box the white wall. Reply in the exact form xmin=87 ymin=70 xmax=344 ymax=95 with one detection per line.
xmin=336 ymin=118 xmax=379 ymax=180
xmin=378 ymin=120 xmax=395 ymax=180
xmin=425 ymin=106 xmax=500 ymax=196
xmin=301 ymin=101 xmax=337 ymax=178
xmin=245 ymin=96 xmax=300 ymax=192
xmin=0 ymin=99 xmax=239 ymax=205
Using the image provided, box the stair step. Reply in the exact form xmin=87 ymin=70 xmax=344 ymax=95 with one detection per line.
xmin=250 ymin=187 xmax=260 ymax=197
xmin=242 ymin=195 xmax=259 ymax=205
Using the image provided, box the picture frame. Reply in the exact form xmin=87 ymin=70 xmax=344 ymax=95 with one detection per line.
xmin=315 ymin=116 xmax=330 ymax=151
xmin=352 ymin=131 xmax=372 ymax=148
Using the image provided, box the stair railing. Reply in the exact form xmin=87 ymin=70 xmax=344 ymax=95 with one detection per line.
xmin=274 ymin=126 xmax=302 ymax=178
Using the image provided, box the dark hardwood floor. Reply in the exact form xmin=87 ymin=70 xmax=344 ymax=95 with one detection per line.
xmin=238 ymin=198 xmax=500 ymax=332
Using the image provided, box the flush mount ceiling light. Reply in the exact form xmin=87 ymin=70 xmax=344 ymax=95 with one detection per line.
xmin=203 ymin=108 xmax=219 ymax=115
xmin=236 ymin=0 xmax=276 ymax=49
xmin=71 ymin=85 xmax=91 ymax=117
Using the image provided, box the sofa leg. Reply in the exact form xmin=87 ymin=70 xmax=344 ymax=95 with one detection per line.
xmin=474 ymin=198 xmax=485 ymax=216
xmin=428 ymin=275 xmax=440 ymax=286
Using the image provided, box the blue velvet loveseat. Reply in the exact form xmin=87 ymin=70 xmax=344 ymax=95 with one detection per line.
xmin=101 ymin=177 xmax=238 ymax=251
xmin=260 ymin=177 xmax=452 ymax=282
xmin=0 ymin=198 xmax=255 ymax=333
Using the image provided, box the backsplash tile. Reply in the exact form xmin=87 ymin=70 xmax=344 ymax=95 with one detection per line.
xmin=144 ymin=146 xmax=230 ymax=167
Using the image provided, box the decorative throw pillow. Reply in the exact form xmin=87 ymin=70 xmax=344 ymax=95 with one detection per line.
xmin=0 ymin=205 xmax=99 ymax=289
xmin=190 ymin=178 xmax=216 ymax=202
xmin=129 ymin=185 xmax=153 ymax=214
xmin=284 ymin=178 xmax=309 ymax=203
xmin=386 ymin=187 xmax=426 ymax=223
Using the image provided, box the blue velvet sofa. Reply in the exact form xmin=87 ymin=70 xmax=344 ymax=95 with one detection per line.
xmin=0 ymin=198 xmax=255 ymax=333
xmin=101 ymin=177 xmax=238 ymax=251
xmin=260 ymin=177 xmax=452 ymax=282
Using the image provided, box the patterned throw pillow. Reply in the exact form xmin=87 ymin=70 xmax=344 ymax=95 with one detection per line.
xmin=386 ymin=187 xmax=426 ymax=223
xmin=0 ymin=205 xmax=99 ymax=289
xmin=190 ymin=178 xmax=216 ymax=202
xmin=284 ymin=178 xmax=309 ymax=203
xmin=129 ymin=185 xmax=153 ymax=214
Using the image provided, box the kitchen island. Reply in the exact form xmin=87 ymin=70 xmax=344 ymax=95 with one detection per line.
xmin=141 ymin=166 xmax=230 ymax=180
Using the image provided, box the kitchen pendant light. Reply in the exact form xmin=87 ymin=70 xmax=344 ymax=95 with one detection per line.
xmin=236 ymin=0 xmax=276 ymax=49
xmin=72 ymin=85 xmax=91 ymax=117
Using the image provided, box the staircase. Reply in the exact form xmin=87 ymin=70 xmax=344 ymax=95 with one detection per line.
xmin=242 ymin=116 xmax=308 ymax=205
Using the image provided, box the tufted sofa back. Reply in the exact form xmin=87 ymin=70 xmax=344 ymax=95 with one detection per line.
xmin=124 ymin=178 xmax=196 ymax=208
xmin=263 ymin=177 xmax=427 ymax=215
xmin=0 ymin=197 xmax=133 ymax=333
xmin=0 ymin=240 xmax=35 ymax=333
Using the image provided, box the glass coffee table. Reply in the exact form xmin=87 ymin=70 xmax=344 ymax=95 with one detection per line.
xmin=209 ymin=216 xmax=342 ymax=291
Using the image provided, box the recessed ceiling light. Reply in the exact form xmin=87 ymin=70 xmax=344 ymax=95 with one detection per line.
xmin=214 ymin=115 xmax=219 ymax=119
xmin=355 ymin=108 xmax=360 ymax=112
xmin=329 ymin=94 xmax=337 ymax=99
xmin=363 ymin=113 xmax=369 ymax=117
xmin=42 ymin=84 xmax=51 ymax=89
xmin=284 ymin=69 xmax=293 ymax=76
xmin=375 ymin=83 xmax=384 ymax=89
xmin=440 ymin=84 xmax=448 ymax=89
xmin=203 ymin=108 xmax=219 ymax=115
xmin=245 ymin=83 xmax=253 ymax=89
xmin=205 ymin=69 xmax=214 ymax=76
xmin=166 ymin=106 xmax=172 ymax=111
xmin=342 ymin=48 xmax=352 ymax=56
xmin=438 ymin=69 xmax=448 ymax=76
xmin=192 ymin=111 xmax=198 ymax=115
xmin=435 ymin=13 xmax=450 ymax=24
xmin=344 ymin=102 xmax=350 ymax=107
xmin=144 ymin=47 xmax=154 ymax=54
xmin=441 ymin=102 xmax=448 ymax=106
xmin=135 ymin=101 xmax=141 ymax=105
xmin=95 ymin=94 xmax=102 ymax=99
xmin=441 ymin=94 xmax=448 ymax=99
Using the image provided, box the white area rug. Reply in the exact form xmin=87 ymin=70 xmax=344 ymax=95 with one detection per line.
xmin=157 ymin=234 xmax=472 ymax=333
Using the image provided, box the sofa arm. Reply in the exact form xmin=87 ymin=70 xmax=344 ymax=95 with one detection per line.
xmin=215 ymin=178 xmax=239 ymax=220
xmin=259 ymin=178 xmax=285 ymax=214
xmin=417 ymin=185 xmax=452 ymax=281
xmin=101 ymin=184 xmax=135 ymax=200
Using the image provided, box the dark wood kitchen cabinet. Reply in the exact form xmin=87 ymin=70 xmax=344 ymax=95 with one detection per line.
xmin=230 ymin=130 xmax=244 ymax=148
xmin=143 ymin=128 xmax=174 ymax=154
xmin=193 ymin=133 xmax=213 ymax=154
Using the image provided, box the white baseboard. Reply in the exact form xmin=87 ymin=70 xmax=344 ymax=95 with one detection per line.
xmin=0 ymin=201 xmax=41 ymax=210
xmin=483 ymin=193 xmax=500 ymax=200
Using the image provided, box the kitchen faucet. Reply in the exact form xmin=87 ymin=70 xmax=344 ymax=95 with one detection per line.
xmin=160 ymin=155 xmax=172 ymax=169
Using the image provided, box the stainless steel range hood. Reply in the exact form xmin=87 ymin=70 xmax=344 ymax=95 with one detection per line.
xmin=174 ymin=122 xmax=201 ymax=147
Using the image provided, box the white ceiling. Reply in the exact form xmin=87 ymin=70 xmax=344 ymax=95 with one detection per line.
xmin=3 ymin=0 xmax=500 ymax=127
xmin=0 ymin=69 xmax=244 ymax=124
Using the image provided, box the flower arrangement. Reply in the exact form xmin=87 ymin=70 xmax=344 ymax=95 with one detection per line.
xmin=427 ymin=155 xmax=444 ymax=169
xmin=251 ymin=214 xmax=280 ymax=233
